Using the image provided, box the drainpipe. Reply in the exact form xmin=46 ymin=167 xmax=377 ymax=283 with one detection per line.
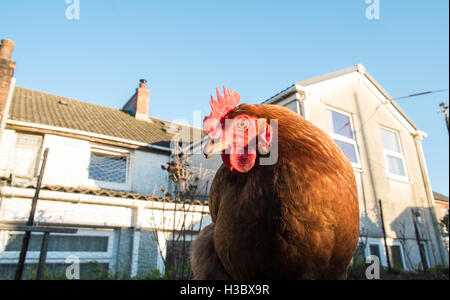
xmin=413 ymin=131 xmax=448 ymax=266
xmin=130 ymin=227 xmax=141 ymax=277
xmin=130 ymin=207 xmax=141 ymax=278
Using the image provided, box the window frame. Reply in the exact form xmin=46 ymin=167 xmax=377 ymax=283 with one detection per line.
xmin=387 ymin=243 xmax=406 ymax=270
xmin=0 ymin=229 xmax=116 ymax=273
xmin=379 ymin=126 xmax=409 ymax=182
xmin=363 ymin=238 xmax=388 ymax=268
xmin=86 ymin=144 xmax=133 ymax=191
xmin=8 ymin=133 xmax=44 ymax=179
xmin=369 ymin=243 xmax=381 ymax=258
xmin=283 ymin=99 xmax=301 ymax=115
xmin=326 ymin=107 xmax=361 ymax=168
xmin=362 ymin=238 xmax=407 ymax=270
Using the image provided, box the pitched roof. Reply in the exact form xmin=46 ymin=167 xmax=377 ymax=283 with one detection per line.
xmin=434 ymin=191 xmax=449 ymax=203
xmin=8 ymin=86 xmax=202 ymax=148
xmin=263 ymin=64 xmax=418 ymax=131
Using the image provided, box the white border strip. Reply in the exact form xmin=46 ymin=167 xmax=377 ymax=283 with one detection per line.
xmin=6 ymin=120 xmax=172 ymax=153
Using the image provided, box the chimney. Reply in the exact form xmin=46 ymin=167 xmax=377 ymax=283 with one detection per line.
xmin=0 ymin=39 xmax=16 ymax=129
xmin=122 ymin=79 xmax=151 ymax=121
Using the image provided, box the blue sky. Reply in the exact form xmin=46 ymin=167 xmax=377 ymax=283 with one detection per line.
xmin=1 ymin=0 xmax=448 ymax=195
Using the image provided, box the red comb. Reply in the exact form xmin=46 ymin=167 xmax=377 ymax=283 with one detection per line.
xmin=203 ymin=86 xmax=240 ymax=135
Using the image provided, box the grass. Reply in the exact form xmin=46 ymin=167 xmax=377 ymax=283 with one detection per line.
xmin=347 ymin=261 xmax=449 ymax=280
xmin=24 ymin=261 xmax=449 ymax=280
xmin=24 ymin=262 xmax=166 ymax=280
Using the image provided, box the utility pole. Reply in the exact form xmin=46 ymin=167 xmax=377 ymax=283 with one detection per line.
xmin=438 ymin=102 xmax=449 ymax=134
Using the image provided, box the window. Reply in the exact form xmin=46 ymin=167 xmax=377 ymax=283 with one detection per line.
xmin=89 ymin=153 xmax=127 ymax=183
xmin=88 ymin=146 xmax=130 ymax=185
xmin=388 ymin=245 xmax=405 ymax=270
xmin=5 ymin=234 xmax=108 ymax=252
xmin=9 ymin=133 xmax=43 ymax=178
xmin=327 ymin=108 xmax=360 ymax=166
xmin=0 ymin=229 xmax=115 ymax=280
xmin=284 ymin=100 xmax=299 ymax=114
xmin=362 ymin=238 xmax=388 ymax=268
xmin=380 ymin=127 xmax=407 ymax=180
xmin=369 ymin=244 xmax=381 ymax=259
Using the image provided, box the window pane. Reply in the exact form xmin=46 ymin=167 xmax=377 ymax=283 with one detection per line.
xmin=5 ymin=234 xmax=108 ymax=252
xmin=369 ymin=244 xmax=381 ymax=259
xmin=334 ymin=140 xmax=358 ymax=164
xmin=386 ymin=155 xmax=406 ymax=177
xmin=89 ymin=152 xmax=127 ymax=183
xmin=10 ymin=134 xmax=42 ymax=178
xmin=380 ymin=129 xmax=400 ymax=153
xmin=388 ymin=245 xmax=404 ymax=269
xmin=11 ymin=147 xmax=39 ymax=177
xmin=285 ymin=101 xmax=298 ymax=114
xmin=331 ymin=111 xmax=353 ymax=139
xmin=16 ymin=134 xmax=42 ymax=147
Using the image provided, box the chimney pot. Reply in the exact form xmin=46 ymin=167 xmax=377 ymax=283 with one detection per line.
xmin=0 ymin=39 xmax=15 ymax=60
xmin=139 ymin=79 xmax=147 ymax=89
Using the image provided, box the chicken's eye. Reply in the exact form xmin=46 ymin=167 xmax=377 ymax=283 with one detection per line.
xmin=236 ymin=119 xmax=249 ymax=130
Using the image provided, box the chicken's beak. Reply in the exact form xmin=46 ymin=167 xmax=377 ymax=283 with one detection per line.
xmin=204 ymin=140 xmax=228 ymax=159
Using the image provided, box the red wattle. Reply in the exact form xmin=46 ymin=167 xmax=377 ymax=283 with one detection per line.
xmin=228 ymin=153 xmax=256 ymax=173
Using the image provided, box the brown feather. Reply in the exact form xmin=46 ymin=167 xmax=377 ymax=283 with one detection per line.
xmin=192 ymin=104 xmax=359 ymax=280
xmin=190 ymin=223 xmax=231 ymax=280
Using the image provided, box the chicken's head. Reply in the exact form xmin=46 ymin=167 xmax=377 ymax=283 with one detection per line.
xmin=203 ymin=87 xmax=272 ymax=173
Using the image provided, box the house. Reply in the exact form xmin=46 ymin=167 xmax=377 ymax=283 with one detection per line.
xmin=0 ymin=39 xmax=207 ymax=279
xmin=434 ymin=192 xmax=449 ymax=221
xmin=189 ymin=64 xmax=449 ymax=271
xmin=433 ymin=192 xmax=449 ymax=251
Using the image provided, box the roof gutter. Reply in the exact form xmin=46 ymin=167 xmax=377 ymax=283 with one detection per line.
xmin=5 ymin=119 xmax=172 ymax=153
xmin=262 ymin=84 xmax=298 ymax=105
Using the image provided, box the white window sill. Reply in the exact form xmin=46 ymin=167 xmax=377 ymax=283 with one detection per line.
xmin=387 ymin=175 xmax=411 ymax=184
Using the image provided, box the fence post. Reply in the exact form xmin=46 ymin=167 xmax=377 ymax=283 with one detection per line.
xmin=36 ymin=231 xmax=50 ymax=280
xmin=14 ymin=148 xmax=49 ymax=280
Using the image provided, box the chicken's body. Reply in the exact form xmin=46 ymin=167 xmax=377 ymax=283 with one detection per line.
xmin=191 ymin=102 xmax=359 ymax=280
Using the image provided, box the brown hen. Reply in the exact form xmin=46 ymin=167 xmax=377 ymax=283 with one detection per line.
xmin=191 ymin=88 xmax=359 ymax=280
